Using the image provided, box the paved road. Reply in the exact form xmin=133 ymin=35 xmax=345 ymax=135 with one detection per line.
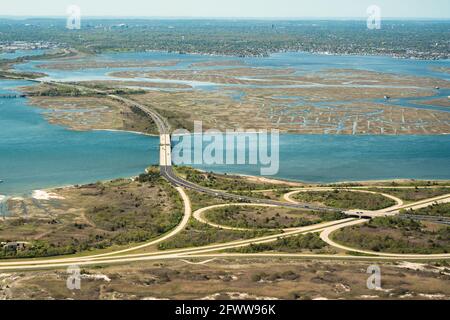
xmin=284 ymin=186 xmax=450 ymax=222
xmin=2 ymin=80 xmax=447 ymax=270
xmin=80 ymin=90 xmax=333 ymax=212
xmin=284 ymin=187 xmax=404 ymax=210
xmin=78 ymin=186 xmax=192 ymax=259
xmin=384 ymin=194 xmax=450 ymax=214
xmin=319 ymin=219 xmax=450 ymax=259
xmin=192 ymin=202 xmax=310 ymax=232
xmin=161 ymin=165 xmax=344 ymax=212
xmin=105 ymin=93 xmax=342 ymax=213
xmin=2 ymin=215 xmax=449 ymax=271
xmin=29 ymin=81 xmax=447 ymax=219
xmin=0 ymin=219 xmax=355 ymax=270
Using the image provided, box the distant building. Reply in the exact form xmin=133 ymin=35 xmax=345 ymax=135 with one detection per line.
xmin=110 ymin=24 xmax=128 ymax=30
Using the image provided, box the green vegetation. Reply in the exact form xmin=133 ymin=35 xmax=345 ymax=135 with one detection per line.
xmin=205 ymin=205 xmax=346 ymax=229
xmin=0 ymin=168 xmax=183 ymax=259
xmin=24 ymin=83 xmax=146 ymax=97
xmin=1 ymin=19 xmax=448 ymax=59
xmin=81 ymin=82 xmax=147 ymax=95
xmin=185 ymin=189 xmax=234 ymax=212
xmin=328 ymin=180 xmax=450 ymax=188
xmin=234 ymin=189 xmax=292 ymax=201
xmin=332 ymin=217 xmax=450 ymax=254
xmin=293 ymin=190 xmax=396 ymax=210
xmin=175 ymin=166 xmax=292 ymax=192
xmin=367 ymin=187 xmax=450 ymax=203
xmin=401 ymin=203 xmax=450 ymax=218
xmin=27 ymin=84 xmax=89 ymax=97
xmin=0 ymin=49 xmax=76 ymax=79
xmin=232 ymin=233 xmax=328 ymax=253
xmin=152 ymin=108 xmax=194 ymax=132
xmin=383 ymin=181 xmax=450 ymax=187
xmin=250 ymin=270 xmax=300 ymax=282
xmin=158 ymin=219 xmax=274 ymax=250
xmin=85 ymin=170 xmax=184 ymax=249
xmin=0 ymin=70 xmax=46 ymax=79
xmin=137 ymin=169 xmax=161 ymax=184
xmin=0 ymin=49 xmax=74 ymax=66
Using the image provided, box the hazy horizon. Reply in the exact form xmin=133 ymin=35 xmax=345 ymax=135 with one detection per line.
xmin=1 ymin=16 xmax=450 ymax=21
xmin=1 ymin=0 xmax=449 ymax=19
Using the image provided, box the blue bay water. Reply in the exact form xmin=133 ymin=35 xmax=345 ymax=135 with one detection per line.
xmin=184 ymin=134 xmax=450 ymax=183
xmin=15 ymin=50 xmax=450 ymax=82
xmin=0 ymin=80 xmax=159 ymax=196
xmin=0 ymin=52 xmax=449 ymax=196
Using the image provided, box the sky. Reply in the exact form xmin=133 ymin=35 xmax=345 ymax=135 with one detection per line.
xmin=1 ymin=0 xmax=450 ymax=19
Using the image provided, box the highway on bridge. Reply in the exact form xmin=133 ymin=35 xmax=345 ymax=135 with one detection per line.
xmin=1 ymin=79 xmax=447 ymax=271
xmin=107 ymin=91 xmax=344 ymax=213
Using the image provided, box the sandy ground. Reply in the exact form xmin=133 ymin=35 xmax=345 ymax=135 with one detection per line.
xmin=239 ymin=174 xmax=304 ymax=187
xmin=31 ymin=190 xmax=65 ymax=200
xmin=91 ymin=128 xmax=159 ymax=137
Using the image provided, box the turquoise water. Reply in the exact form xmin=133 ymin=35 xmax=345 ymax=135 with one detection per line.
xmin=245 ymin=52 xmax=450 ymax=80
xmin=183 ymin=134 xmax=450 ymax=183
xmin=15 ymin=50 xmax=450 ymax=114
xmin=0 ymin=80 xmax=159 ymax=196
xmin=1 ymin=51 xmax=449 ymax=196
xmin=16 ymin=50 xmax=450 ymax=81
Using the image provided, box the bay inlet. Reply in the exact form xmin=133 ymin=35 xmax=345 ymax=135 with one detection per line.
xmin=1 ymin=51 xmax=449 ymax=196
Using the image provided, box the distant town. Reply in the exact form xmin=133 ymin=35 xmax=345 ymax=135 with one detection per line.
xmin=0 ymin=15 xmax=449 ymax=303
xmin=0 ymin=41 xmax=58 ymax=53
xmin=0 ymin=19 xmax=448 ymax=59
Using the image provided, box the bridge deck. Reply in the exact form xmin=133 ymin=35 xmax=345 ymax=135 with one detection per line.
xmin=159 ymin=134 xmax=172 ymax=166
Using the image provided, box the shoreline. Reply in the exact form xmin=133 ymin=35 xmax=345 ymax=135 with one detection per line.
xmin=2 ymin=169 xmax=450 ymax=199
xmin=14 ymin=89 xmax=450 ymax=138
xmin=0 ymin=195 xmax=9 ymax=217
xmin=208 ymin=170 xmax=450 ymax=186
xmin=2 ymin=53 xmax=449 ymax=197
xmin=91 ymin=129 xmax=159 ymax=137
xmin=89 ymin=48 xmax=450 ymax=62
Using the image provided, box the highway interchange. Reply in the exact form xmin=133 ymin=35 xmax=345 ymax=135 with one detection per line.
xmin=1 ymin=82 xmax=450 ymax=271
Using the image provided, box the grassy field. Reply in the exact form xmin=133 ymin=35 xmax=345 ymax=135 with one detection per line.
xmin=332 ymin=217 xmax=450 ymax=254
xmin=229 ymin=233 xmax=332 ymax=254
xmin=233 ymin=189 xmax=293 ymax=201
xmin=402 ymin=203 xmax=450 ymax=217
xmin=125 ymin=67 xmax=450 ymax=135
xmin=154 ymin=183 xmax=277 ymax=250
xmin=185 ymin=189 xmax=235 ymax=212
xmin=292 ymin=190 xmax=396 ymax=210
xmin=25 ymin=96 xmax=157 ymax=134
xmin=327 ymin=180 xmax=450 ymax=188
xmin=175 ymin=166 xmax=299 ymax=192
xmin=1 ymin=169 xmax=183 ymax=259
xmin=157 ymin=218 xmax=274 ymax=250
xmin=367 ymin=187 xmax=450 ymax=203
xmin=205 ymin=205 xmax=346 ymax=230
xmin=4 ymin=258 xmax=450 ymax=300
